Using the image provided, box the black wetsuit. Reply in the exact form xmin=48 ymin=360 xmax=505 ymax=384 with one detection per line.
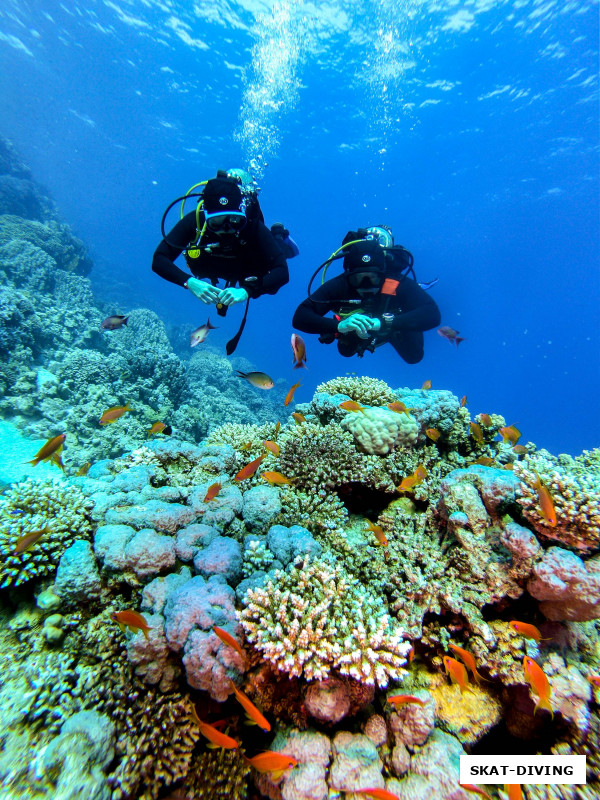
xmin=152 ymin=211 xmax=289 ymax=299
xmin=292 ymin=273 xmax=441 ymax=363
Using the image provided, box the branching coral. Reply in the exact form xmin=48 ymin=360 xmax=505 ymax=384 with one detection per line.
xmin=0 ymin=478 xmax=94 ymax=588
xmin=277 ymin=487 xmax=349 ymax=540
xmin=515 ymin=450 xmax=600 ymax=553
xmin=315 ymin=376 xmax=397 ymax=406
xmin=181 ymin=749 xmax=250 ymax=799
xmin=239 ymin=558 xmax=411 ymax=685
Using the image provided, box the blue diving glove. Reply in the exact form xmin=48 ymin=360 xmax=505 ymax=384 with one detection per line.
xmin=337 ymin=314 xmax=381 ymax=338
xmin=186 ymin=278 xmax=220 ymax=304
xmin=218 ymin=287 xmax=249 ymax=307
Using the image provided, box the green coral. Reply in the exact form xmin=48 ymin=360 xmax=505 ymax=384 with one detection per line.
xmin=242 ymin=539 xmax=275 ymax=577
xmin=315 ymin=376 xmax=397 ymax=405
xmin=182 ymin=749 xmax=250 ymax=799
xmin=277 ymin=487 xmax=349 ymax=539
xmin=515 ymin=449 xmax=600 ymax=553
xmin=239 ymin=558 xmax=411 ymax=686
xmin=0 ymin=478 xmax=94 ymax=588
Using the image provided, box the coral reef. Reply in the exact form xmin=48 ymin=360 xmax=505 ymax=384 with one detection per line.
xmin=515 ymin=451 xmax=600 ymax=553
xmin=0 ymin=478 xmax=94 ymax=588
xmin=1 ymin=147 xmax=599 ymax=799
xmin=239 ymin=558 xmax=411 ymax=685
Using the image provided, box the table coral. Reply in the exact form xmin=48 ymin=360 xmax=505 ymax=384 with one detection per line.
xmin=515 ymin=450 xmax=600 ymax=554
xmin=239 ymin=558 xmax=411 ymax=685
xmin=0 ymin=477 xmax=94 ymax=588
xmin=316 ymin=376 xmax=397 ymax=406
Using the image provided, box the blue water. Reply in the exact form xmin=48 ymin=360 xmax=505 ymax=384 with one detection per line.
xmin=1 ymin=0 xmax=598 ymax=456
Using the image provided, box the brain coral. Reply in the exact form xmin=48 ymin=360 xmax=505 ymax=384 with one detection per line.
xmin=0 ymin=478 xmax=94 ymax=588
xmin=514 ymin=449 xmax=600 ymax=553
xmin=340 ymin=406 xmax=418 ymax=455
xmin=239 ymin=558 xmax=411 ymax=686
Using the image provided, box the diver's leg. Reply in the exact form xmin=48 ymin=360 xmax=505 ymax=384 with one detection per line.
xmin=390 ymin=331 xmax=424 ymax=364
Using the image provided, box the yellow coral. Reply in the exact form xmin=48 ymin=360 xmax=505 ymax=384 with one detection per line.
xmin=316 ymin=376 xmax=397 ymax=406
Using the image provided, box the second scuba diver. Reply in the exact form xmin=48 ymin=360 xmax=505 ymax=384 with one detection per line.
xmin=152 ymin=168 xmax=298 ymax=354
xmin=292 ymin=226 xmax=441 ymax=362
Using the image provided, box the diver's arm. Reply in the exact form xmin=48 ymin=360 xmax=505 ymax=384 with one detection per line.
xmin=151 ymin=212 xmax=198 ymax=287
xmin=240 ymin=224 xmax=289 ymax=298
xmin=388 ymin=280 xmax=441 ymax=331
xmin=292 ymin=282 xmax=340 ymax=335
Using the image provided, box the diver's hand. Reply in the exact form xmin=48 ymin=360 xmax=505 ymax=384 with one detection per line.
xmin=218 ymin=287 xmax=248 ymax=307
xmin=186 ymin=278 xmax=220 ymax=304
xmin=337 ymin=314 xmax=375 ymax=336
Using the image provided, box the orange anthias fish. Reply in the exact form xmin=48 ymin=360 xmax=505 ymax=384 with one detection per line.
xmin=460 ymin=785 xmax=492 ymax=799
xmin=235 ymin=455 xmax=265 ymax=482
xmin=425 ymin=428 xmax=441 ymax=441
xmin=339 ymin=400 xmax=366 ymax=413
xmin=469 ymin=422 xmax=484 ymax=444
xmin=190 ymin=318 xmax=217 ymax=347
xmin=274 ymin=421 xmax=281 ymax=437
xmin=230 ymin=683 xmax=271 ymax=731
xmin=263 ymin=440 xmax=281 ymax=456
xmin=421 ymin=380 xmax=432 ymax=390
xmin=147 ymin=422 xmax=172 ymax=437
xmin=437 ymin=326 xmax=465 ymax=347
xmin=213 ymin=626 xmax=245 ymax=660
xmin=291 ymin=333 xmax=307 ymax=369
xmin=443 ymin=655 xmax=470 ymax=693
xmin=365 ymin=519 xmax=388 ymax=547
xmin=587 ymin=675 xmax=600 ymax=688
xmin=504 ymin=785 xmax=523 ymax=800
xmin=261 ymin=471 xmax=296 ymax=486
xmin=397 ymin=465 xmax=427 ymax=493
xmin=387 ymin=401 xmax=411 ymax=416
xmin=203 ymin=482 xmax=222 ymax=503
xmin=111 ymin=610 xmax=151 ymax=640
xmin=14 ymin=526 xmax=51 ymax=554
xmin=27 ymin=434 xmax=66 ymax=467
xmin=99 ymin=404 xmax=132 ymax=425
xmin=243 ymin=751 xmax=297 ymax=777
xmin=523 ymin=656 xmax=553 ymax=718
xmin=234 ymin=370 xmax=274 ymax=390
xmin=292 ymin=412 xmax=306 ymax=424
xmin=512 ymin=444 xmax=528 ymax=454
xmin=449 ymin=643 xmax=486 ymax=684
xmin=356 ymin=789 xmax=401 ymax=800
xmin=284 ymin=380 xmax=302 ymax=406
xmin=532 ymin=472 xmax=557 ymax=527
xmin=472 ymin=457 xmax=494 ymax=466
xmin=191 ymin=706 xmax=239 ymax=749
xmin=460 ymin=395 xmax=467 ymax=407
xmin=499 ymin=424 xmax=521 ymax=445
xmin=509 ymin=621 xmax=546 ymax=642
xmin=387 ymin=694 xmax=426 ymax=708
xmin=76 ymin=462 xmax=91 ymax=477
xmin=478 ymin=413 xmax=492 ymax=427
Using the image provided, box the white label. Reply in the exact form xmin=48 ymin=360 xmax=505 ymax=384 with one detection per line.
xmin=460 ymin=755 xmax=586 ymax=785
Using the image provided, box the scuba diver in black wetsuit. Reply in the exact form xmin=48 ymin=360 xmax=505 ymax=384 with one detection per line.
xmin=152 ymin=168 xmax=299 ymax=354
xmin=292 ymin=226 xmax=441 ymax=362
